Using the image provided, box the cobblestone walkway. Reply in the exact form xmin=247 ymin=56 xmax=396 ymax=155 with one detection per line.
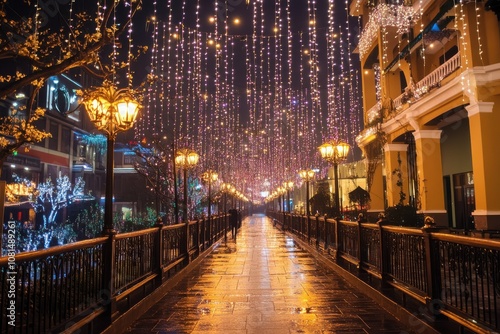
xmin=125 ymin=214 xmax=411 ymax=333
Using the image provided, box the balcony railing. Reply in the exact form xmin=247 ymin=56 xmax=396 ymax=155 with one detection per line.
xmin=392 ymin=52 xmax=461 ymax=112
xmin=269 ymin=211 xmax=500 ymax=333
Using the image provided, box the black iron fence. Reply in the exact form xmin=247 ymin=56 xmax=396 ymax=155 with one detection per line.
xmin=269 ymin=211 xmax=500 ymax=333
xmin=0 ymin=215 xmax=229 ymax=333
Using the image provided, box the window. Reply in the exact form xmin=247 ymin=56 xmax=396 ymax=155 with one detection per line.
xmin=48 ymin=122 xmax=59 ymax=150
xmin=61 ymin=127 xmax=71 ymax=154
xmin=47 ymin=165 xmax=58 ymax=180
xmin=123 ymin=154 xmax=137 ymax=165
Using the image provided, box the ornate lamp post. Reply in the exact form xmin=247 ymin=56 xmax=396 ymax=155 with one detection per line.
xmin=229 ymin=184 xmax=236 ymax=208
xmin=283 ymin=181 xmax=294 ymax=213
xmin=276 ymin=186 xmax=285 ymax=212
xmin=80 ymin=83 xmax=141 ymax=234
xmin=299 ymin=169 xmax=315 ymax=217
xmin=318 ymin=141 xmax=350 ymax=217
xmin=202 ymin=170 xmax=218 ymax=240
xmin=175 ymin=148 xmax=199 ymax=223
xmin=220 ymin=182 xmax=231 ymax=242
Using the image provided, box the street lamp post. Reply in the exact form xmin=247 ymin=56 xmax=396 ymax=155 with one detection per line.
xmin=283 ymin=181 xmax=294 ymax=213
xmin=80 ymin=83 xmax=140 ymax=320
xmin=283 ymin=181 xmax=294 ymax=230
xmin=202 ymin=170 xmax=218 ymax=243
xmin=220 ymin=183 xmax=230 ymax=243
xmin=277 ymin=186 xmax=285 ymax=212
xmin=175 ymin=149 xmax=200 ymax=223
xmin=229 ymin=184 xmax=236 ymax=208
xmin=299 ymin=169 xmax=315 ymax=217
xmin=80 ymin=83 xmax=141 ymax=234
xmin=318 ymin=141 xmax=350 ymax=217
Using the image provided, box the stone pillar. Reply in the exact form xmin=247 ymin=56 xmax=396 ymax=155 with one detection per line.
xmin=366 ymin=158 xmax=385 ymax=222
xmin=466 ymin=101 xmax=500 ymax=231
xmin=383 ymin=143 xmax=409 ymax=207
xmin=412 ymin=130 xmax=447 ymax=226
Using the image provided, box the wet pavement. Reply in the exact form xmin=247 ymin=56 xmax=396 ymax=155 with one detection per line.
xmin=125 ymin=214 xmax=411 ymax=333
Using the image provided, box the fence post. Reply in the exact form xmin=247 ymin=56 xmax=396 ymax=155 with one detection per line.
xmin=224 ymin=213 xmax=228 ymax=244
xmin=335 ymin=217 xmax=341 ymax=261
xmin=101 ymin=231 xmax=117 ymax=326
xmin=324 ymin=217 xmax=329 ymax=250
xmin=301 ymin=215 xmax=304 ymax=238
xmin=422 ymin=216 xmax=443 ymax=315
xmin=183 ymin=221 xmax=190 ymax=264
xmin=155 ymin=217 xmax=164 ymax=287
xmin=377 ymin=215 xmax=390 ymax=287
xmin=307 ymin=214 xmax=312 ymax=243
xmin=357 ymin=214 xmax=366 ymax=269
xmin=199 ymin=216 xmax=204 ymax=248
xmin=315 ymin=214 xmax=320 ymax=248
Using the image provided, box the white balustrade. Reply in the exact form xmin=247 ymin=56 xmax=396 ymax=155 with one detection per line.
xmin=390 ymin=52 xmax=461 ymax=113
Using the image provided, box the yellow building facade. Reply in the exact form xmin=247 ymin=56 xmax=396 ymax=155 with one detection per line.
xmin=353 ymin=0 xmax=500 ymax=231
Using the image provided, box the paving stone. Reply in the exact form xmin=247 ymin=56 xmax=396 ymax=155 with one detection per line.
xmin=125 ymin=214 xmax=411 ymax=333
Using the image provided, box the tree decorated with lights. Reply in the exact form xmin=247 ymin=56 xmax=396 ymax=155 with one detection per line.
xmin=32 ymin=173 xmax=89 ymax=248
xmin=34 ymin=173 xmax=84 ymax=227
xmin=133 ymin=138 xmax=176 ymax=222
xmin=0 ymin=0 xmax=146 ymax=251
xmin=2 ymin=173 xmax=92 ymax=250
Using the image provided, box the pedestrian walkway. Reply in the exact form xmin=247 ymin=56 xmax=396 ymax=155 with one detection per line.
xmin=125 ymin=214 xmax=410 ymax=333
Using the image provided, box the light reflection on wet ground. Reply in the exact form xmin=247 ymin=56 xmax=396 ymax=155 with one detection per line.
xmin=125 ymin=214 xmax=410 ymax=333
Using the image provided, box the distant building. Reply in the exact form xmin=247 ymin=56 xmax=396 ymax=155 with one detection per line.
xmin=1 ymin=73 xmax=150 ymax=226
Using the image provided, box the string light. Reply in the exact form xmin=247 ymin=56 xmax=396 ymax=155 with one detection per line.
xmin=475 ymin=2 xmax=484 ymax=65
xmin=358 ymin=4 xmax=420 ymax=60
xmin=135 ymin=1 xmax=364 ymax=201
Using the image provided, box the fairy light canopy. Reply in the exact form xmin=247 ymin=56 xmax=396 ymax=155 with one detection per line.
xmin=132 ymin=0 xmax=363 ymax=202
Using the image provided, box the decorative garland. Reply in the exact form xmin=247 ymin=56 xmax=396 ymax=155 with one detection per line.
xmin=358 ymin=4 xmax=420 ymax=60
xmin=80 ymin=134 xmax=107 ymax=155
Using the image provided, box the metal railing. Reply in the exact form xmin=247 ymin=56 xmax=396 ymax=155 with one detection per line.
xmin=392 ymin=52 xmax=461 ymax=111
xmin=269 ymin=211 xmax=500 ymax=333
xmin=0 ymin=214 xmax=230 ymax=333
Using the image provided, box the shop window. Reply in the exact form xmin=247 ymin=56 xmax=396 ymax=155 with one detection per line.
xmin=48 ymin=122 xmax=59 ymax=150
xmin=47 ymin=165 xmax=58 ymax=180
xmin=61 ymin=127 xmax=71 ymax=154
xmin=123 ymin=153 xmax=137 ymax=165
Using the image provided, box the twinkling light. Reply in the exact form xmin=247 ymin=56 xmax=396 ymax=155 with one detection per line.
xmin=126 ymin=0 xmax=134 ymax=88
xmin=419 ymin=0 xmax=425 ymax=72
xmin=344 ymin=0 xmax=361 ymax=152
xmin=475 ymin=3 xmax=484 ymax=65
xmin=358 ymin=4 xmax=420 ymax=60
xmin=135 ymin=1 xmax=364 ymax=201
xmin=455 ymin=0 xmax=472 ymax=97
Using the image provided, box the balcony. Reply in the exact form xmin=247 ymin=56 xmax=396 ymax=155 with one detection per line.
xmin=356 ymin=123 xmax=381 ymax=146
xmin=357 ymin=3 xmax=420 ymax=60
xmin=391 ymin=52 xmax=461 ymax=115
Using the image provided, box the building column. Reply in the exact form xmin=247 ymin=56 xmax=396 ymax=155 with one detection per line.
xmin=383 ymin=143 xmax=409 ymax=207
xmin=466 ymin=101 xmax=500 ymax=231
xmin=366 ymin=159 xmax=385 ymax=222
xmin=412 ymin=130 xmax=447 ymax=226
